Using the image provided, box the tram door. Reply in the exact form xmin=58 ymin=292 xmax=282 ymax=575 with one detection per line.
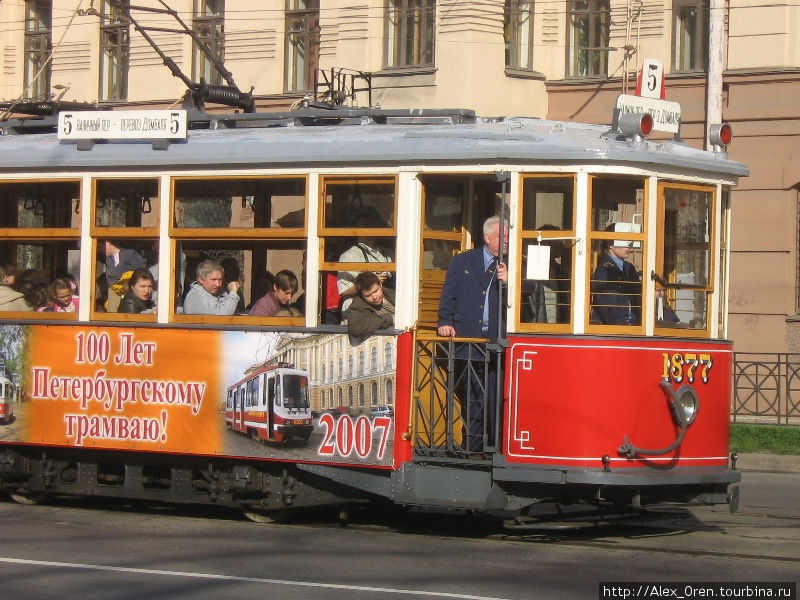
xmin=415 ymin=176 xmax=503 ymax=448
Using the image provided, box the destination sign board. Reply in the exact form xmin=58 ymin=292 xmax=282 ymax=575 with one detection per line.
xmin=58 ymin=110 xmax=188 ymax=140
xmin=614 ymin=94 xmax=681 ymax=134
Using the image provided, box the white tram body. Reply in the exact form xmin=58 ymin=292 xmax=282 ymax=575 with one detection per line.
xmin=225 ymin=364 xmax=312 ymax=444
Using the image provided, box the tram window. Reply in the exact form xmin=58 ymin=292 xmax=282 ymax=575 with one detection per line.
xmin=175 ymin=240 xmax=305 ymax=321
xmin=95 ymin=179 xmax=159 ymax=228
xmin=0 ymin=241 xmax=80 ymax=316
xmin=518 ymin=176 xmax=575 ymax=328
xmin=589 ymin=237 xmax=644 ymax=327
xmin=93 ymin=238 xmax=157 ymax=317
xmin=655 ymin=184 xmax=714 ymax=333
xmin=521 ymin=177 xmax=574 ymax=230
xmin=319 ymin=178 xmax=397 ymax=324
xmin=173 ymin=178 xmax=306 ymax=230
xmin=0 ymin=181 xmax=80 ymax=230
xmin=590 ymin=177 xmax=645 ymax=232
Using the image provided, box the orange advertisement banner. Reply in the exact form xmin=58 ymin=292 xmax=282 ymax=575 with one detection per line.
xmin=26 ymin=326 xmax=222 ymax=453
xmin=0 ymin=324 xmax=398 ymax=467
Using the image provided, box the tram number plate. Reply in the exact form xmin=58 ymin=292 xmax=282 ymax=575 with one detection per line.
xmin=318 ymin=414 xmax=392 ymax=460
xmin=661 ymin=352 xmax=712 ymax=383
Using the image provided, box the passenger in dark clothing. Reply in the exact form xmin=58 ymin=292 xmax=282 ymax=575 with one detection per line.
xmin=591 ymin=235 xmax=641 ymax=326
xmin=346 ymin=271 xmax=395 ymax=339
xmin=118 ymin=268 xmax=156 ymax=314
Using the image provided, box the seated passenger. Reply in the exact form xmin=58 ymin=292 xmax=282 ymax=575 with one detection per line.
xmin=51 ymin=278 xmax=79 ymax=313
xmin=249 ymin=270 xmax=298 ymax=317
xmin=183 ymin=260 xmax=240 ymax=316
xmin=118 ymin=268 xmax=156 ymax=314
xmin=345 ymin=271 xmax=395 ymax=339
xmin=30 ymin=284 xmax=54 ymax=312
xmin=0 ymin=263 xmax=32 ymax=311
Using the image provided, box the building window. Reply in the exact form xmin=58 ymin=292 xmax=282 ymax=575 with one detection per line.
xmin=338 ymin=387 xmax=343 ymax=407
xmin=370 ymin=347 xmax=378 ymax=372
xmin=672 ymin=0 xmax=707 ymax=72
xmin=386 ymin=381 xmax=393 ymax=404
xmin=384 ymin=342 xmax=392 ymax=368
xmin=348 ymin=386 xmax=353 ymax=406
xmin=504 ymin=0 xmax=533 ymax=70
xmin=329 ymin=361 xmax=333 ymax=383
xmin=385 ymin=0 xmax=435 ymax=68
xmin=321 ymin=363 xmax=325 ymax=382
xmin=338 ymin=357 xmax=343 ymax=378
xmin=285 ymin=0 xmax=319 ymax=92
xmin=358 ymin=351 xmax=365 ymax=375
xmin=24 ymin=0 xmax=52 ymax=100
xmin=193 ymin=0 xmax=225 ymax=85
xmin=348 ymin=355 xmax=354 ymax=377
xmin=371 ymin=381 xmax=378 ymax=405
xmin=99 ymin=0 xmax=129 ymax=102
xmin=567 ymin=0 xmax=610 ymax=77
xmin=358 ymin=383 xmax=365 ymax=406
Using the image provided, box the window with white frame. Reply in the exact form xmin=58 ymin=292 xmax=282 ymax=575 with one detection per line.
xmin=567 ymin=0 xmax=610 ymax=77
xmin=99 ymin=0 xmax=129 ymax=101
xmin=192 ymin=0 xmax=225 ymax=85
xmin=285 ymin=0 xmax=319 ymax=92
xmin=385 ymin=0 xmax=435 ymax=68
xmin=24 ymin=0 xmax=52 ymax=99
xmin=504 ymin=0 xmax=533 ymax=70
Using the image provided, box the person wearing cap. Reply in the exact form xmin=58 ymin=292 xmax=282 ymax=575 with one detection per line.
xmin=590 ymin=227 xmax=641 ymax=326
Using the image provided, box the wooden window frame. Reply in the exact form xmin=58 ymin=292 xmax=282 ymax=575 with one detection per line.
xmin=585 ymin=175 xmax=649 ymax=335
xmin=515 ymin=173 xmax=577 ymax=334
xmin=654 ymin=181 xmax=716 ymax=338
xmin=169 ymin=174 xmax=308 ymax=326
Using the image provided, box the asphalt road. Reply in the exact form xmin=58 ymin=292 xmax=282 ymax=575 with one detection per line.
xmin=0 ymin=469 xmax=796 ymax=600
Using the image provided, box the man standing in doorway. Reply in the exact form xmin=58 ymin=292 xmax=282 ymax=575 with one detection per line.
xmin=437 ymin=216 xmax=508 ymax=451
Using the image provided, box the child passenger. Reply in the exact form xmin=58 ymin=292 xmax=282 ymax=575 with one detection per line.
xmin=51 ymin=277 xmax=79 ymax=313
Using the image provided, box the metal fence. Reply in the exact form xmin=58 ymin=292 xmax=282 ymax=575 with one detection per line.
xmin=732 ymin=353 xmax=800 ymax=424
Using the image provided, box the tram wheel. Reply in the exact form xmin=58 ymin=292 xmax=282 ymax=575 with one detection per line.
xmin=9 ymin=490 xmax=47 ymax=505
xmin=242 ymin=508 xmax=288 ymax=524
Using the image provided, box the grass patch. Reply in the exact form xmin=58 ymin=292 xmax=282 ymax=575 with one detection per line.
xmin=729 ymin=424 xmax=800 ymax=455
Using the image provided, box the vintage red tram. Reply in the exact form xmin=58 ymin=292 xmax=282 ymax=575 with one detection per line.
xmin=0 ymin=104 xmax=745 ymax=521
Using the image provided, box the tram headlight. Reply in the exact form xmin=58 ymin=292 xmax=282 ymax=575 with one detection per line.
xmin=670 ymin=385 xmax=699 ymax=427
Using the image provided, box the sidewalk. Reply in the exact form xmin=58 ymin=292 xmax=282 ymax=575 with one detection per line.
xmin=736 ymin=452 xmax=800 ymax=473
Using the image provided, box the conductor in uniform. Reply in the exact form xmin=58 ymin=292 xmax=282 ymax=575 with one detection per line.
xmin=590 ymin=228 xmax=641 ymax=326
xmin=437 ymin=215 xmax=508 ymax=451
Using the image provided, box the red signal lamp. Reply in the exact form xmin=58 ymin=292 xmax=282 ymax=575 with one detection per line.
xmin=709 ymin=123 xmax=733 ymax=147
xmin=617 ymin=113 xmax=653 ymax=140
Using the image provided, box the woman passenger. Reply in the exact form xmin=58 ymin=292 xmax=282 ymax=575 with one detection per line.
xmin=118 ymin=268 xmax=156 ymax=314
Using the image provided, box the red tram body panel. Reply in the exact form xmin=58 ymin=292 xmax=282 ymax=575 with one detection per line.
xmin=504 ymin=337 xmax=731 ymax=470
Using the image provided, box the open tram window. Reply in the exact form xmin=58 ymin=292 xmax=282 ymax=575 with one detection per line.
xmin=173 ymin=177 xmax=305 ymax=231
xmin=518 ymin=175 xmax=576 ymax=328
xmin=319 ymin=178 xmax=396 ymax=325
xmin=171 ymin=176 xmax=307 ymax=323
xmin=655 ymin=183 xmax=715 ymax=334
xmin=91 ymin=178 xmax=160 ymax=318
xmin=588 ymin=176 xmax=647 ymax=331
xmin=175 ymin=240 xmax=306 ymax=322
xmin=0 ymin=180 xmax=81 ymax=317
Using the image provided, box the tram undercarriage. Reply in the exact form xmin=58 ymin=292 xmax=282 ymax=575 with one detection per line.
xmin=0 ymin=443 xmax=739 ymax=524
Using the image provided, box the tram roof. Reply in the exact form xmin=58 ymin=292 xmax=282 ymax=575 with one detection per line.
xmin=0 ymin=109 xmax=748 ymax=178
